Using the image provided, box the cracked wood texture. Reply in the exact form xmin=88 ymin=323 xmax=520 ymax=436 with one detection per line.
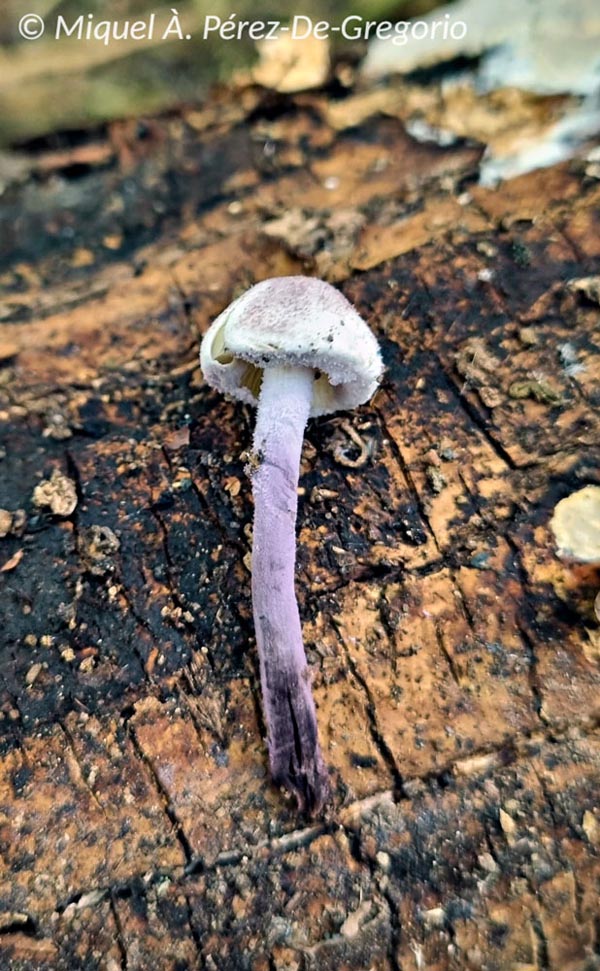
xmin=0 ymin=80 xmax=599 ymax=971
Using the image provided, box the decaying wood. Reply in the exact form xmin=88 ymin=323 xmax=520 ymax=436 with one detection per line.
xmin=0 ymin=76 xmax=599 ymax=970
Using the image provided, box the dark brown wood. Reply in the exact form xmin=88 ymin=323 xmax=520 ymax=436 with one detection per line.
xmin=0 ymin=76 xmax=599 ymax=970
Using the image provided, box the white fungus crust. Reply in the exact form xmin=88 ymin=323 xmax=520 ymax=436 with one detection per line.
xmin=200 ymin=276 xmax=383 ymax=417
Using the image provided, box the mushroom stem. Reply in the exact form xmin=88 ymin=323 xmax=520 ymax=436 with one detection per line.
xmin=251 ymin=364 xmax=329 ymax=814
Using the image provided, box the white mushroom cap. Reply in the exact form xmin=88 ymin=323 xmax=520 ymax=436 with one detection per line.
xmin=550 ymin=485 xmax=600 ymax=564
xmin=200 ymin=276 xmax=383 ymax=417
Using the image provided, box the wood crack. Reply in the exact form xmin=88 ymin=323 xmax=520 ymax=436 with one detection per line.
xmin=330 ymin=615 xmax=406 ymax=800
xmin=128 ymin=723 xmax=194 ymax=866
xmin=109 ymin=893 xmax=128 ymax=971
xmin=374 ymin=400 xmax=441 ymax=555
xmin=433 ymin=354 xmax=518 ymax=471
xmin=59 ymin=719 xmax=107 ymax=816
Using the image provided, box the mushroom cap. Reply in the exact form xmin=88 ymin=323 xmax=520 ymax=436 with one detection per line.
xmin=200 ymin=276 xmax=383 ymax=417
xmin=550 ymin=484 xmax=600 ymax=564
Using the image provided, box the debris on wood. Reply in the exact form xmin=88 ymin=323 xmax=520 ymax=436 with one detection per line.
xmin=32 ymin=468 xmax=78 ymax=517
xmin=0 ymin=547 xmax=23 ymax=572
xmin=251 ymin=34 xmax=330 ymax=93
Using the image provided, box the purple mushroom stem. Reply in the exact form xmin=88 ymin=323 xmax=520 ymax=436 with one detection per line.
xmin=250 ymin=363 xmax=329 ymax=814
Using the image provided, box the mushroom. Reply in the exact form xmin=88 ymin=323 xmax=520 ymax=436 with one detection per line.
xmin=200 ymin=276 xmax=383 ymax=813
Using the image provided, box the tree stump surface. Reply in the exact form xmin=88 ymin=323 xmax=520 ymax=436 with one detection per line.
xmin=0 ymin=79 xmax=599 ymax=970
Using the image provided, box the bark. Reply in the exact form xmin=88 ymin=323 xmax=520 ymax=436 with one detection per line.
xmin=0 ymin=77 xmax=599 ymax=971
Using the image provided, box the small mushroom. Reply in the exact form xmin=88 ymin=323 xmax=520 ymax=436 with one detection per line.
xmin=201 ymin=276 xmax=383 ymax=813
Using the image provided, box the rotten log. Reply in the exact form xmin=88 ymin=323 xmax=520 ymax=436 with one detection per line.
xmin=0 ymin=77 xmax=599 ymax=971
